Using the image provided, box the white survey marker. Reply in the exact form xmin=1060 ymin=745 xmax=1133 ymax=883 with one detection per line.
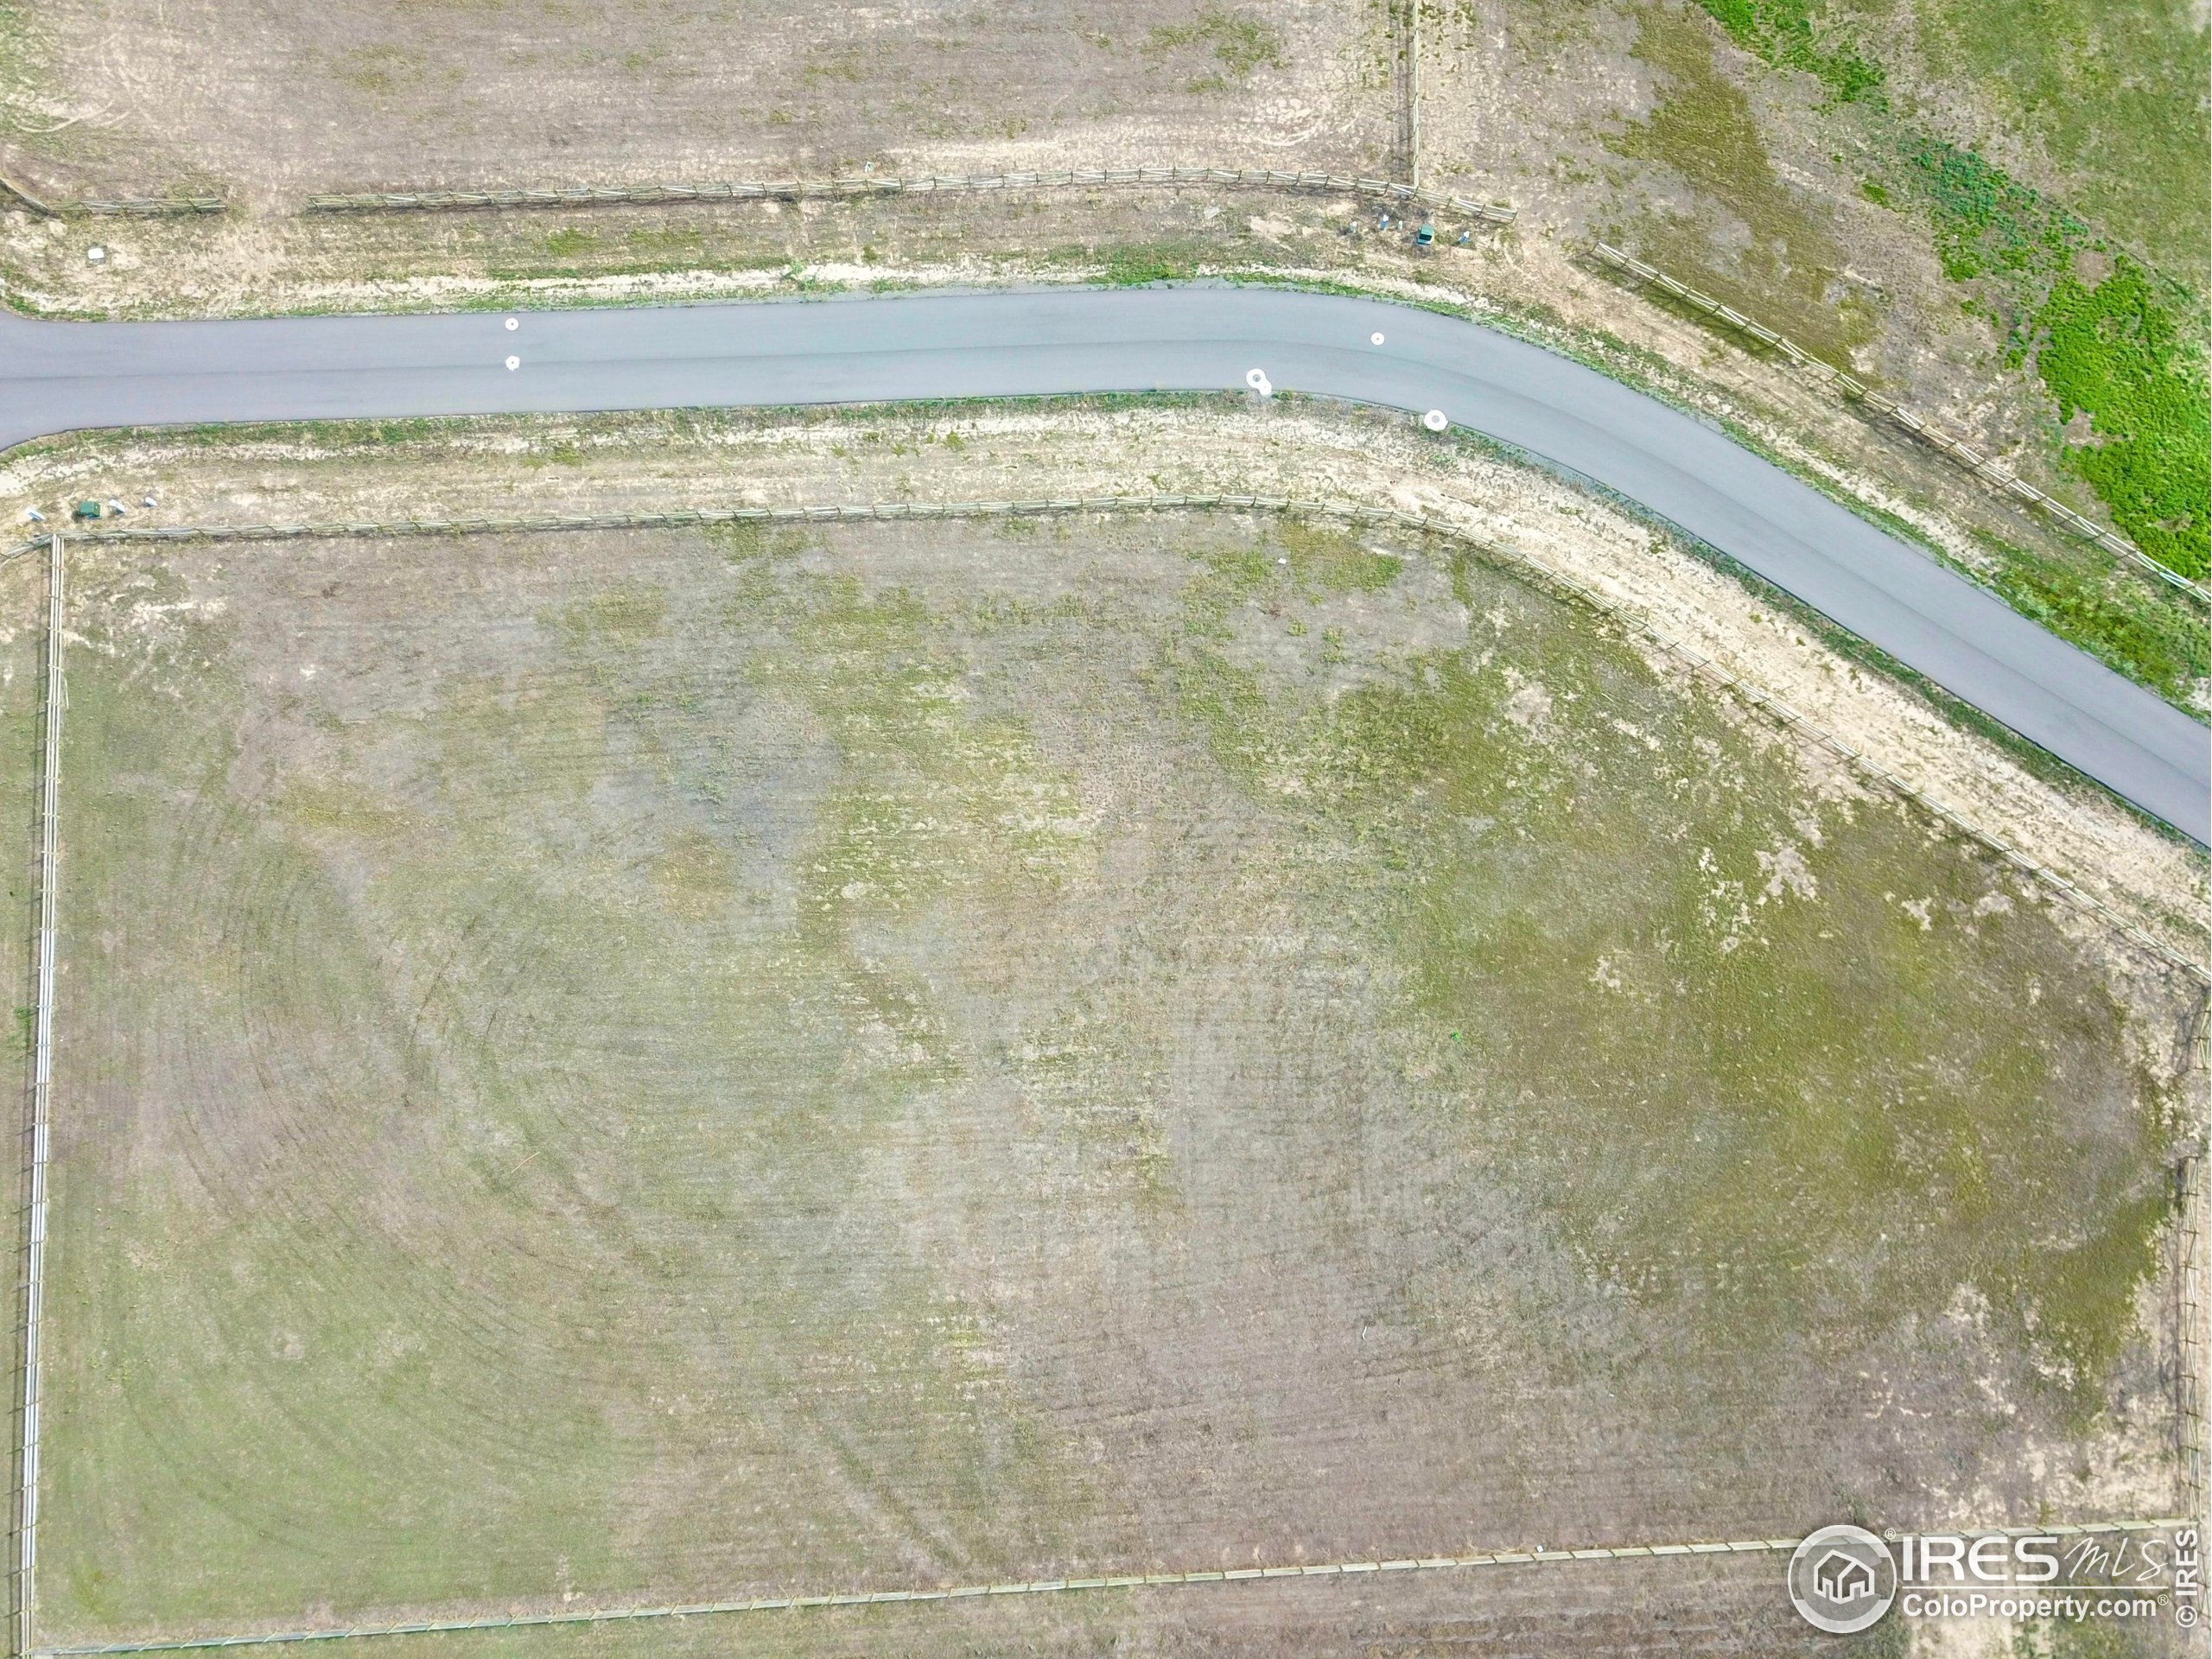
xmin=505 ymin=356 xmax=520 ymax=372
xmin=1422 ymin=409 xmax=1448 ymax=432
xmin=1245 ymin=368 xmax=1273 ymax=397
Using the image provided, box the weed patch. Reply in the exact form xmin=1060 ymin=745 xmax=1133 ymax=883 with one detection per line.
xmin=1901 ymin=0 xmax=2211 ymax=285
xmin=1145 ymin=7 xmax=1285 ymax=91
xmin=2028 ymin=262 xmax=2210 ymax=582
xmin=1973 ymin=532 xmax=2210 ymax=701
xmin=1694 ymin=0 xmax=1885 ymax=103
xmin=1101 ymin=246 xmax=1197 ymax=286
xmin=1896 ymin=137 xmax=2082 ymax=286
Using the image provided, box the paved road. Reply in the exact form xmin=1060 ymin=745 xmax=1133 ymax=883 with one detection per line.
xmin=3 ymin=285 xmax=2203 ymax=839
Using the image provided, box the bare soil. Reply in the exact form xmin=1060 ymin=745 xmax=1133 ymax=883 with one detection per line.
xmin=0 ymin=0 xmax=1384 ymax=206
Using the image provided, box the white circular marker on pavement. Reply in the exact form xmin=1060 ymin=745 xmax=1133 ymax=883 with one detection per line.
xmin=505 ymin=317 xmax=518 ymax=331
xmin=1370 ymin=332 xmax=1385 ymax=345
xmin=1245 ymin=367 xmax=1273 ymax=397
xmin=505 ymin=355 xmax=520 ymax=372
xmin=1422 ymin=409 xmax=1449 ymax=432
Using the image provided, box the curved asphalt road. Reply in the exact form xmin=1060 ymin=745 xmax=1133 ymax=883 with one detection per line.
xmin=2 ymin=285 xmax=2203 ymax=840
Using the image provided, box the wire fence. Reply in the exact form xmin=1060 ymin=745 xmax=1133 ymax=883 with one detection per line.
xmin=0 ymin=177 xmax=50 ymax=217
xmin=14 ymin=163 xmax=1511 ymax=223
xmin=20 ymin=493 xmax=2202 ymax=985
xmin=29 ymin=1519 xmax=2194 ymax=1654
xmin=1586 ymin=243 xmax=2209 ymax=603
xmin=59 ymin=198 xmax=224 ymax=218
xmin=2177 ymin=1138 xmax=2210 ymax=1519
xmin=302 ymin=165 xmax=1515 ymax=223
xmin=14 ymin=537 xmax=61 ymax=1659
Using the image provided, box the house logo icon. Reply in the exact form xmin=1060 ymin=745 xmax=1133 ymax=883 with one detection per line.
xmin=1814 ymin=1549 xmax=1876 ymax=1603
xmin=1788 ymin=1524 xmax=1897 ymax=1634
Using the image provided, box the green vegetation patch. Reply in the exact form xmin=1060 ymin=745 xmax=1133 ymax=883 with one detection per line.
xmin=1897 ymin=136 xmax=2084 ymax=285
xmin=1610 ymin=9 xmax=1866 ymax=360
xmin=1972 ymin=531 xmax=2209 ymax=702
xmin=1654 ymin=0 xmax=2207 ymax=582
xmin=1098 ymin=244 xmax=1198 ymax=286
xmin=1144 ymin=6 xmax=1285 ymax=91
xmin=1694 ymin=0 xmax=1885 ymax=103
xmin=1165 ymin=533 xmax=2178 ymax=1414
xmin=0 ymin=0 xmax=37 ymax=113
xmin=2029 ymin=261 xmax=2211 ymax=582
xmin=1902 ymin=0 xmax=2212 ymax=287
xmin=1866 ymin=132 xmax=2207 ymax=582
xmin=1613 ymin=7 xmax=1873 ymax=363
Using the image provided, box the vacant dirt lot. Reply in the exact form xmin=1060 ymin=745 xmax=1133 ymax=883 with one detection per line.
xmin=0 ymin=0 xmax=1383 ymax=204
xmin=32 ymin=512 xmax=2196 ymax=1649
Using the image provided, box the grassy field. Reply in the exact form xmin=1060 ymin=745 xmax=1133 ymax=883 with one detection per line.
xmin=27 ymin=513 xmax=2196 ymax=1650
xmin=1858 ymin=0 xmax=2209 ymax=289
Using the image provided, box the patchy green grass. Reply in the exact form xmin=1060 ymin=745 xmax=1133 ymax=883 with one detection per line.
xmin=1904 ymin=0 xmax=2211 ymax=288
xmin=1649 ymin=0 xmax=2206 ymax=577
xmin=2029 ymin=261 xmax=2210 ymax=582
xmin=1694 ymin=0 xmax=1886 ymax=103
xmin=1144 ymin=7 xmax=1285 ymax=91
xmin=2011 ymin=1611 xmax=2169 ymax=1659
xmin=1895 ymin=136 xmax=2084 ymax=287
xmin=543 ymin=226 xmax=600 ymax=257
xmin=0 ymin=0 xmax=47 ymax=148
xmin=0 ymin=562 xmax=38 ymax=1643
xmin=1099 ymin=245 xmax=1198 ymax=286
xmin=1972 ymin=531 xmax=2209 ymax=701
xmin=1166 ymin=536 xmax=2179 ymax=1420
xmin=1612 ymin=7 xmax=1873 ymax=363
xmin=44 ymin=535 xmax=1102 ymax=1638
xmin=1870 ymin=136 xmax=2205 ymax=579
xmin=33 ymin=517 xmax=2189 ymax=1645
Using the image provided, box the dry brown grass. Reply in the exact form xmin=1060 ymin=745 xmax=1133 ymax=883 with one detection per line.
xmin=0 ymin=0 xmax=1383 ymax=205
